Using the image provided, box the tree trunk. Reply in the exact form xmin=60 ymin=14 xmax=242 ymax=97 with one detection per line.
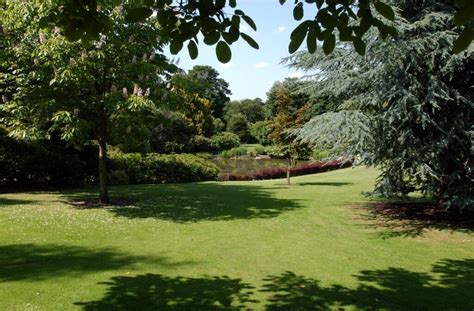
xmin=98 ymin=109 xmax=109 ymax=204
xmin=287 ymin=156 xmax=291 ymax=186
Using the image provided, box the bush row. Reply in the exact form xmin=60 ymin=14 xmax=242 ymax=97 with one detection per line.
xmin=218 ymin=159 xmax=352 ymax=181
xmin=191 ymin=132 xmax=240 ymax=153
xmin=108 ymin=152 xmax=220 ymax=185
xmin=0 ymin=135 xmax=97 ymax=188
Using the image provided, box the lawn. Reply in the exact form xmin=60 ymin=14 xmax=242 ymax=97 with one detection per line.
xmin=0 ymin=167 xmax=472 ymax=310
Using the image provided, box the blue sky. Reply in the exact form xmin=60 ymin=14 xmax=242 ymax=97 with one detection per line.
xmin=165 ymin=0 xmax=308 ymax=101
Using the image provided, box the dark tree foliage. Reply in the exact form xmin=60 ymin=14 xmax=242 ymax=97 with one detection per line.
xmin=186 ymin=65 xmax=231 ymax=119
xmin=226 ymin=113 xmax=251 ymax=143
xmin=223 ymin=98 xmax=265 ymax=124
xmin=38 ymin=0 xmax=474 ymax=58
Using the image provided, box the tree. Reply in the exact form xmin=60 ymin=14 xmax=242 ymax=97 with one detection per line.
xmin=289 ymin=0 xmax=474 ymax=211
xmin=223 ymin=98 xmax=265 ymax=124
xmin=187 ymin=65 xmax=231 ymax=119
xmin=264 ymin=78 xmax=312 ymax=120
xmin=250 ymin=121 xmax=272 ymax=146
xmin=226 ymin=113 xmax=251 ymax=142
xmin=39 ymin=0 xmax=473 ymax=58
xmin=1 ymin=2 xmax=177 ymax=203
xmin=267 ymin=88 xmax=311 ymax=159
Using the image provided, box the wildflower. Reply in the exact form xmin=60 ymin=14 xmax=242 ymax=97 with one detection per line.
xmin=39 ymin=33 xmax=46 ymax=44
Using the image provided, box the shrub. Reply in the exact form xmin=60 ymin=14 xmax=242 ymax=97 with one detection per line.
xmin=191 ymin=135 xmax=213 ymax=153
xmin=219 ymin=159 xmax=352 ymax=181
xmin=108 ymin=152 xmax=219 ymax=184
xmin=0 ymin=135 xmax=96 ymax=188
xmin=312 ymin=149 xmax=331 ymax=161
xmin=210 ymin=132 xmax=240 ymax=151
xmin=219 ymin=147 xmax=248 ymax=158
xmin=254 ymin=145 xmax=269 ymax=155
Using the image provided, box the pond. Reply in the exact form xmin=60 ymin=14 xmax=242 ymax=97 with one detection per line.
xmin=211 ymin=157 xmax=312 ymax=174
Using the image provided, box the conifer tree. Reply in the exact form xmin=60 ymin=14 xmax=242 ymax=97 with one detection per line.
xmin=287 ymin=0 xmax=473 ymax=211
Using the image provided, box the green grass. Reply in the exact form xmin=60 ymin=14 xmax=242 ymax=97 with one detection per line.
xmin=0 ymin=167 xmax=472 ymax=310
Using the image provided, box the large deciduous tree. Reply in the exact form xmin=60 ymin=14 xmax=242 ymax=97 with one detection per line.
xmin=288 ymin=0 xmax=474 ymax=211
xmin=1 ymin=2 xmax=177 ymax=203
xmin=187 ymin=65 xmax=231 ymax=119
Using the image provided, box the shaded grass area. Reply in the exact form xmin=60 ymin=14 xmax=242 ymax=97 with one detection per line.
xmin=75 ymin=259 xmax=474 ymax=310
xmin=355 ymin=202 xmax=474 ymax=238
xmin=0 ymin=167 xmax=473 ymax=310
xmin=63 ymin=183 xmax=303 ymax=222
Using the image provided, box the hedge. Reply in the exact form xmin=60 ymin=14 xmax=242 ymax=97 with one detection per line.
xmin=218 ymin=159 xmax=352 ymax=181
xmin=0 ymin=135 xmax=97 ymax=188
xmin=108 ymin=152 xmax=220 ymax=185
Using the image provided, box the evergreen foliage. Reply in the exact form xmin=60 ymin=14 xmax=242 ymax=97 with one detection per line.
xmin=287 ymin=0 xmax=474 ymax=211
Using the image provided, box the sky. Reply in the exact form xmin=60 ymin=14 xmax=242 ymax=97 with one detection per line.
xmin=165 ymin=0 xmax=309 ymax=101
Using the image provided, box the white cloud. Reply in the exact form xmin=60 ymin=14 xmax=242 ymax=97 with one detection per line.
xmin=277 ymin=26 xmax=286 ymax=33
xmin=221 ymin=61 xmax=234 ymax=69
xmin=255 ymin=61 xmax=270 ymax=69
xmin=288 ymin=71 xmax=304 ymax=78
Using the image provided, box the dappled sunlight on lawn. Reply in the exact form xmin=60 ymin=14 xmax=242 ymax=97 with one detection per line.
xmin=63 ymin=183 xmax=304 ymax=222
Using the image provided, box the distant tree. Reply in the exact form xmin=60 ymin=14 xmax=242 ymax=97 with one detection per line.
xmin=250 ymin=121 xmax=272 ymax=146
xmin=267 ymin=88 xmax=311 ymax=159
xmin=212 ymin=118 xmax=226 ymax=134
xmin=226 ymin=114 xmax=251 ymax=143
xmin=187 ymin=65 xmax=231 ymax=119
xmin=264 ymin=78 xmax=311 ymax=120
xmin=149 ymin=112 xmax=194 ymax=154
xmin=223 ymin=98 xmax=265 ymax=124
xmin=1 ymin=2 xmax=176 ymax=203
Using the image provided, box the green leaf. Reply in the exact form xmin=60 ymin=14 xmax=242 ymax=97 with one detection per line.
xmin=203 ymin=32 xmax=220 ymax=45
xmin=229 ymin=0 xmax=237 ymax=8
xmin=125 ymin=7 xmax=153 ymax=23
xmin=216 ymin=41 xmax=232 ymax=63
xmin=306 ymin=29 xmax=317 ymax=53
xmin=242 ymin=15 xmax=257 ymax=31
xmin=374 ymin=2 xmax=395 ymax=21
xmin=453 ymin=27 xmax=473 ymax=54
xmin=289 ymin=27 xmax=307 ymax=53
xmin=279 ymin=0 xmax=286 ymax=4
xmin=293 ymin=4 xmax=304 ymax=21
xmin=187 ymin=40 xmax=198 ymax=59
xmin=453 ymin=5 xmax=474 ymax=26
xmin=170 ymin=40 xmax=183 ymax=54
xmin=143 ymin=0 xmax=155 ymax=6
xmin=241 ymin=33 xmax=259 ymax=49
xmin=322 ymin=33 xmax=336 ymax=55
xmin=353 ymin=38 xmax=366 ymax=55
xmin=231 ymin=15 xmax=240 ymax=28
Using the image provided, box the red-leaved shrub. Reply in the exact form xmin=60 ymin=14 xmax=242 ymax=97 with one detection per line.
xmin=219 ymin=159 xmax=352 ymax=181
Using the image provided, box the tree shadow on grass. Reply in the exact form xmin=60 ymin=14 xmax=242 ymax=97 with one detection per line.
xmin=63 ymin=183 xmax=303 ymax=222
xmin=295 ymin=182 xmax=353 ymax=187
xmin=75 ymin=274 xmax=256 ymax=310
xmin=0 ymin=197 xmax=37 ymax=206
xmin=0 ymin=244 xmax=191 ymax=282
xmin=76 ymin=259 xmax=474 ymax=310
xmin=353 ymin=202 xmax=474 ymax=238
xmin=262 ymin=259 xmax=474 ymax=310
